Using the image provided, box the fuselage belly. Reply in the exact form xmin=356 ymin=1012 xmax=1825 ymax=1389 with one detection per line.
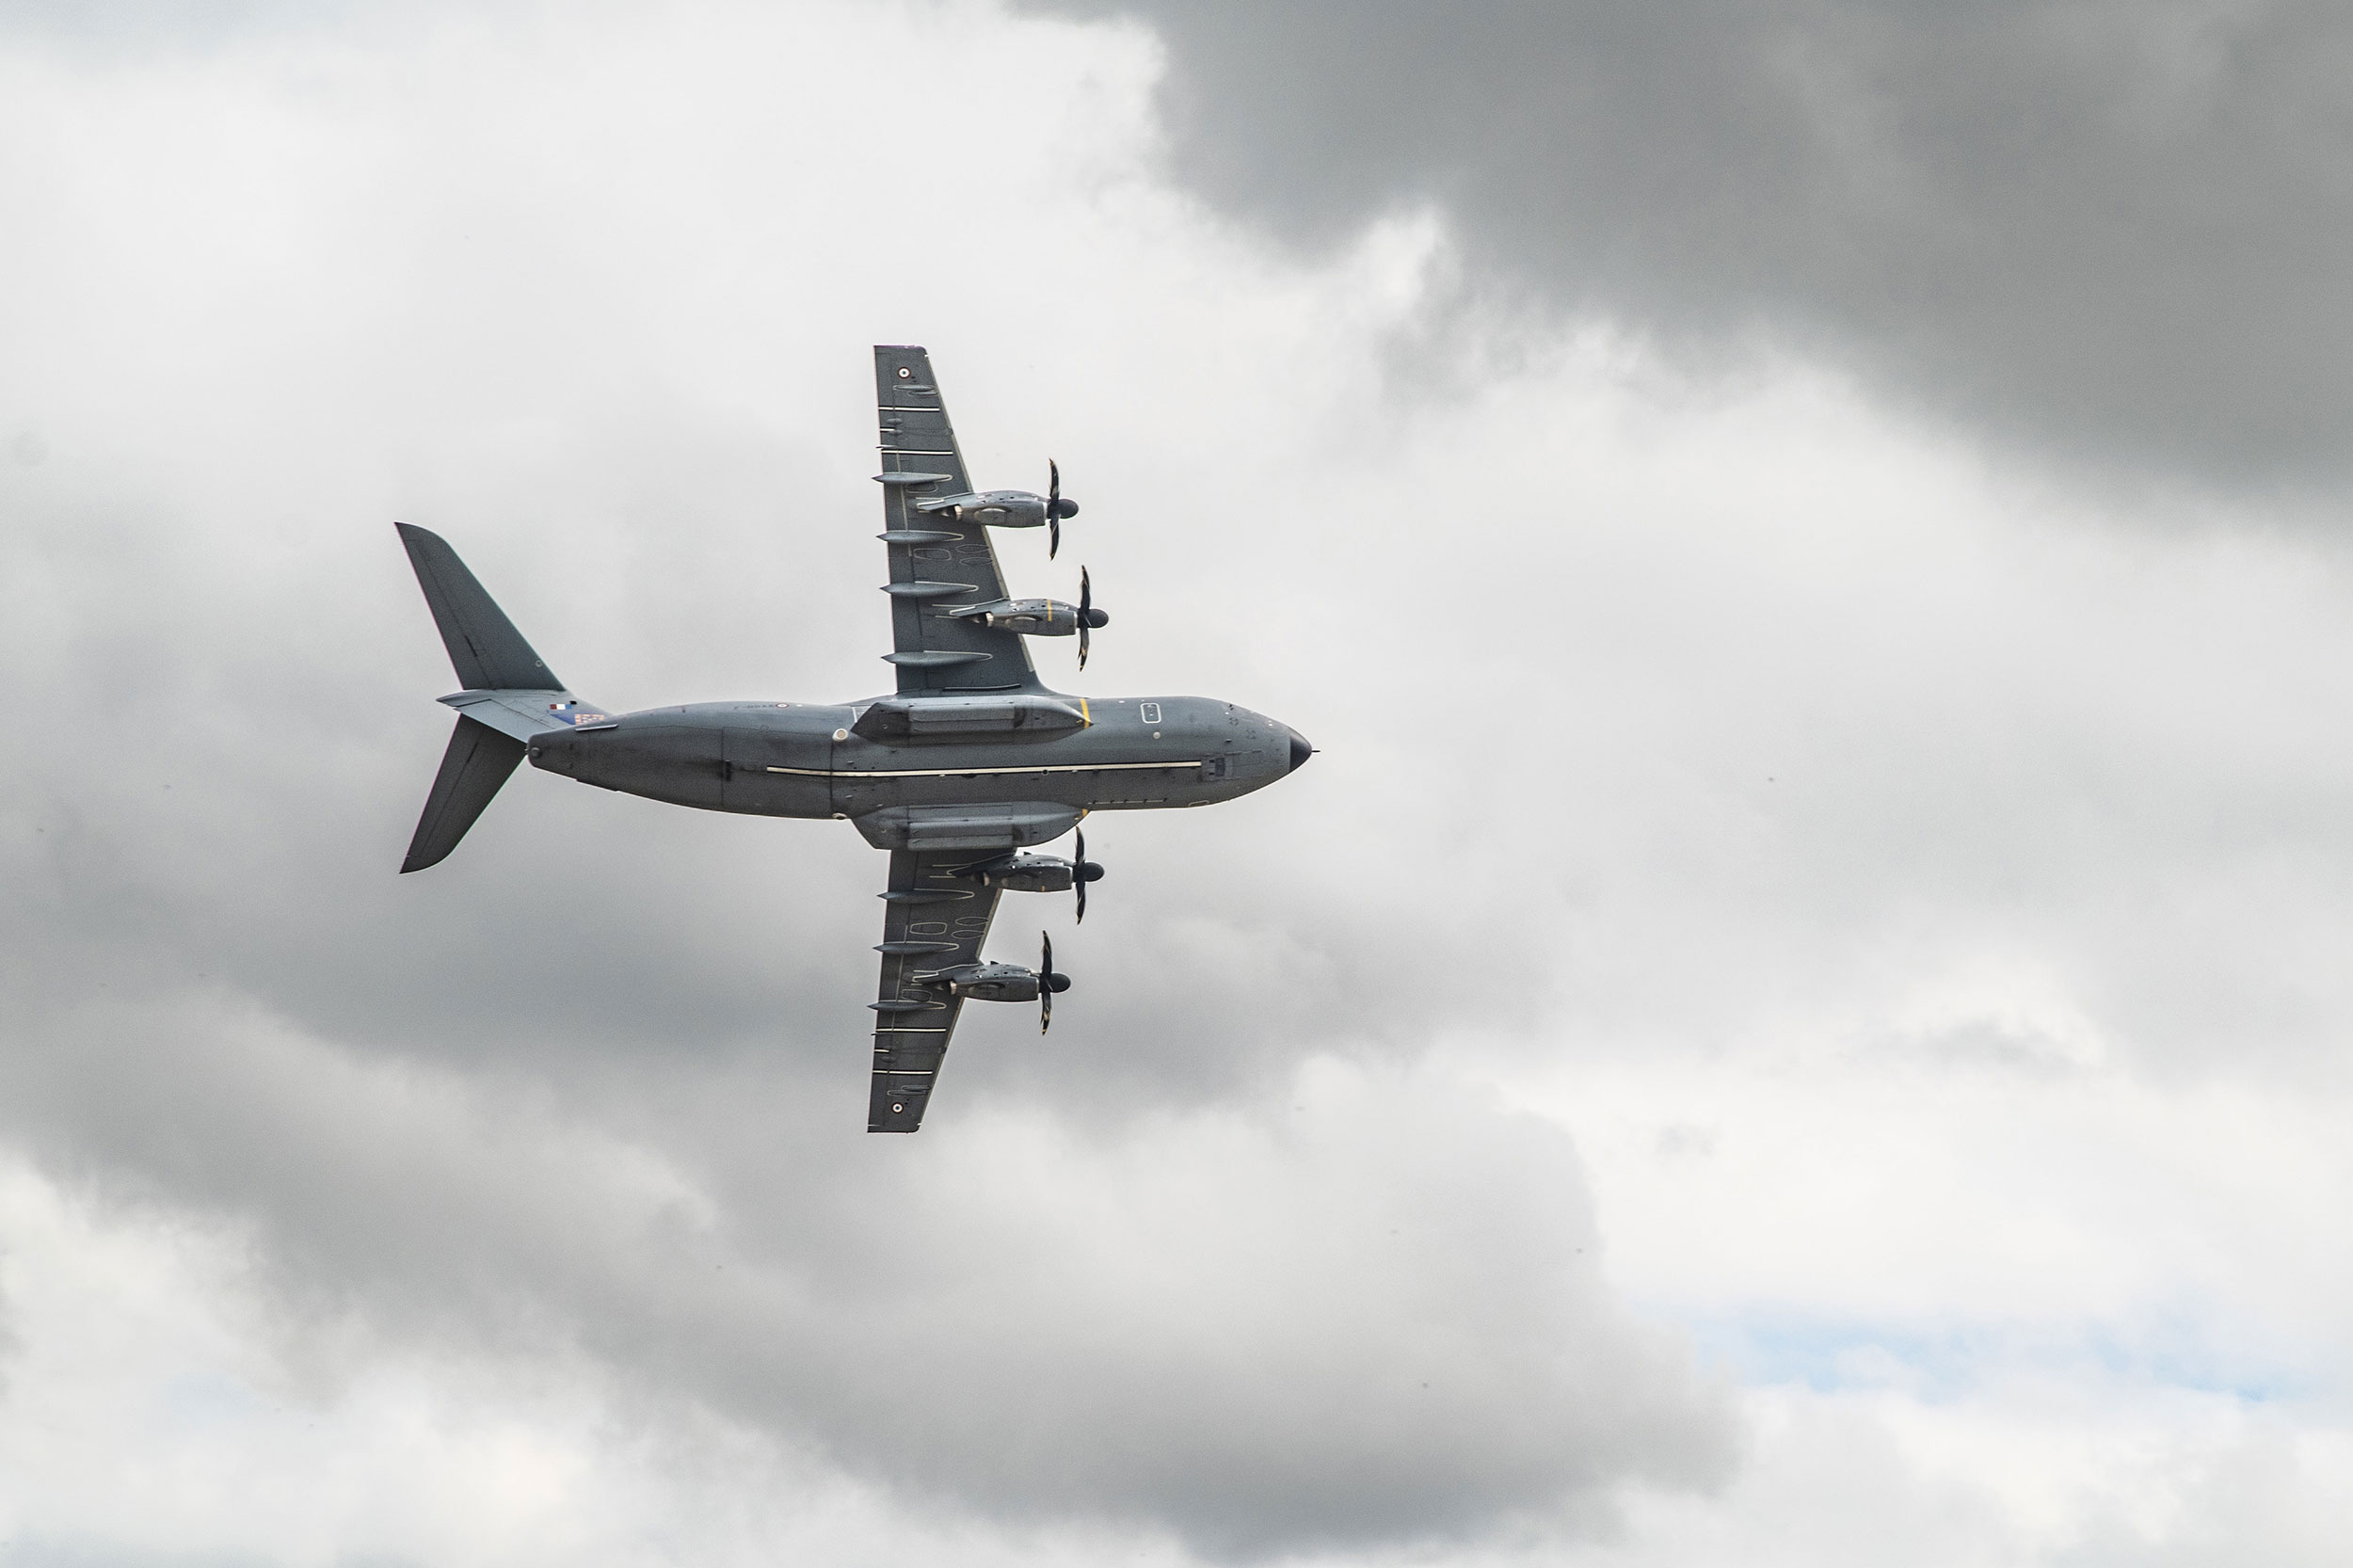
xmin=526 ymin=693 xmax=1306 ymax=823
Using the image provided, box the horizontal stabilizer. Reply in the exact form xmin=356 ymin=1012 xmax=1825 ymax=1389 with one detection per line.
xmin=396 ymin=522 xmax=562 ymax=692
xmin=403 ymin=714 xmax=527 ymax=872
xmin=439 ymin=687 xmax=606 ymax=743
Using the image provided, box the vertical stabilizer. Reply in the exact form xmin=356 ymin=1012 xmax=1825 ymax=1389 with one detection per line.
xmin=396 ymin=522 xmax=562 ymax=691
xmin=403 ymin=714 xmax=528 ymax=872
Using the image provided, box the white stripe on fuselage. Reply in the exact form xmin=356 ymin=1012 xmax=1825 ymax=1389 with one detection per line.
xmin=763 ymin=759 xmax=1206 ymax=780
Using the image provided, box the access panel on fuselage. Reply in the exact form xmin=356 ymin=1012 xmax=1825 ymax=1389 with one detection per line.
xmin=718 ymin=710 xmax=840 ymax=819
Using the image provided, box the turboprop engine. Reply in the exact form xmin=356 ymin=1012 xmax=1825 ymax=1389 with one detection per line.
xmin=917 ymin=490 xmax=1056 ymax=529
xmin=940 ymin=934 xmax=1070 ymax=1032
xmin=952 ymin=599 xmax=1101 ymax=635
xmin=973 ymin=854 xmax=1078 ymax=894
xmin=965 ymin=830 xmax=1105 ymax=921
xmin=947 ymin=964 xmax=1048 ymax=1002
xmin=942 ymin=568 xmax=1109 ymax=669
xmin=915 ymin=460 xmax=1082 ymax=555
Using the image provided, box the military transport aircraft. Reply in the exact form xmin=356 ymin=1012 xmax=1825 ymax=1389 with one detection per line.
xmin=396 ymin=344 xmax=1312 ymax=1131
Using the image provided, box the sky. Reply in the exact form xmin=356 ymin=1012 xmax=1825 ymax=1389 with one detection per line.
xmin=2 ymin=1 xmax=2352 ymax=1563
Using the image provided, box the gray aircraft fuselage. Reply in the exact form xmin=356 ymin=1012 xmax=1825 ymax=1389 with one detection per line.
xmin=525 ymin=692 xmax=1310 ymax=827
xmin=395 ymin=344 xmax=1310 ymax=1129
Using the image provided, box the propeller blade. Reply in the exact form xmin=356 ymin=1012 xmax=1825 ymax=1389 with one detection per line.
xmin=1078 ymin=566 xmax=1092 ymax=670
xmin=1048 ymin=459 xmax=1062 ymax=559
xmin=1040 ymin=930 xmax=1054 ymax=1032
xmin=1074 ymin=829 xmax=1087 ymax=923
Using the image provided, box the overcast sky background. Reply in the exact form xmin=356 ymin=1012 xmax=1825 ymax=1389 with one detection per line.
xmin=4 ymin=1 xmax=2353 ymax=1563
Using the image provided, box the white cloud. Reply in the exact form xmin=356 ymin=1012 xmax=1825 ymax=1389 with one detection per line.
xmin=4 ymin=1 xmax=2353 ymax=1563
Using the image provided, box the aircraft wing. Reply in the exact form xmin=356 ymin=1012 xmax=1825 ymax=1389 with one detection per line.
xmin=873 ymin=344 xmax=1040 ymax=695
xmin=869 ymin=848 xmax=1005 ymax=1132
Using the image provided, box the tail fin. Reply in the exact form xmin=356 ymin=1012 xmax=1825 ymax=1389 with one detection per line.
xmin=395 ymin=522 xmax=562 ymax=690
xmin=403 ymin=714 xmax=528 ymax=872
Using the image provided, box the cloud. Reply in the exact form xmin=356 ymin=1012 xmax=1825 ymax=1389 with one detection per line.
xmin=1025 ymin=1 xmax=2353 ymax=489
xmin=1 ymin=986 xmax=1732 ymax=1552
xmin=8 ymin=2 xmax=2353 ymax=1562
xmin=0 ymin=3 xmax=1733 ymax=1557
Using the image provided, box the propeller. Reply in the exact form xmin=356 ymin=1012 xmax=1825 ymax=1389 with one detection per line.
xmin=1077 ymin=566 xmax=1111 ymax=670
xmin=1046 ymin=459 xmax=1080 ymax=558
xmin=1039 ymin=931 xmax=1071 ymax=1032
xmin=1072 ymin=828 xmax=1106 ymax=923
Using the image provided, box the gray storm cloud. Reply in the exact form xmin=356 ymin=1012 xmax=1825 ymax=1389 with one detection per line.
xmin=0 ymin=4 xmax=1741 ymax=1546
xmin=0 ymin=446 xmax=1735 ymax=1556
xmin=1028 ymin=0 xmax=2353 ymax=488
xmin=16 ymin=2 xmax=2353 ymax=1561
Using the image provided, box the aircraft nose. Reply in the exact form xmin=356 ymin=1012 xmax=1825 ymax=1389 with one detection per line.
xmin=1287 ymin=728 xmax=1314 ymax=772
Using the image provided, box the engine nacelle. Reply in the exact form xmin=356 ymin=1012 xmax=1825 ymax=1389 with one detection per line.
xmin=947 ymin=963 xmax=1044 ymax=1003
xmin=916 ymin=489 xmax=1048 ymax=528
xmin=937 ymin=598 xmax=1111 ymax=638
xmin=969 ymin=852 xmax=1078 ymax=894
xmin=915 ymin=486 xmax=1080 ymax=530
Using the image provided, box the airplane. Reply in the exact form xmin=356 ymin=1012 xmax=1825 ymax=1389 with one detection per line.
xmin=394 ymin=344 xmax=1313 ymax=1131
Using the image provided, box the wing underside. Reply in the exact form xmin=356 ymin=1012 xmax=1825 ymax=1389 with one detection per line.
xmin=870 ymin=848 xmax=1006 ymax=1132
xmin=874 ymin=344 xmax=1040 ymax=696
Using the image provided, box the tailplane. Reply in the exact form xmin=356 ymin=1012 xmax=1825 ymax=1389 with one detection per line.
xmin=403 ymin=715 xmax=528 ymax=872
